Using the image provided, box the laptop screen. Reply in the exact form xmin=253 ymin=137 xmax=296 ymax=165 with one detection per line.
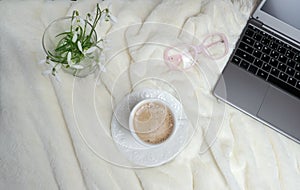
xmin=261 ymin=0 xmax=300 ymax=29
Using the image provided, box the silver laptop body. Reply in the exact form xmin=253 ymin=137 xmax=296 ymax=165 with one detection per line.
xmin=214 ymin=0 xmax=300 ymax=143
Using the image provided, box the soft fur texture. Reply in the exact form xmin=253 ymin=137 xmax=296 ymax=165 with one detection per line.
xmin=1 ymin=0 xmax=300 ymax=190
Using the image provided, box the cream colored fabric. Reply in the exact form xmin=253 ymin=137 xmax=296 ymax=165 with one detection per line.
xmin=1 ymin=0 xmax=300 ymax=190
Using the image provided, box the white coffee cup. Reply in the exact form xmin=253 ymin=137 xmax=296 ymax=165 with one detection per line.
xmin=129 ymin=99 xmax=176 ymax=147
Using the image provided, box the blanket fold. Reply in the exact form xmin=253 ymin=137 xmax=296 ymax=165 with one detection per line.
xmin=1 ymin=0 xmax=300 ymax=190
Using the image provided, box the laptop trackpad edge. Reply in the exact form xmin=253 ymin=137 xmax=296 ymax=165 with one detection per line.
xmin=258 ymin=86 xmax=300 ymax=141
xmin=214 ymin=64 xmax=269 ymax=115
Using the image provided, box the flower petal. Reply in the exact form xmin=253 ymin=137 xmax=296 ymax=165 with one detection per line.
xmin=72 ymin=16 xmax=85 ymax=27
xmin=70 ymin=64 xmax=84 ymax=69
xmin=77 ymin=41 xmax=83 ymax=52
xmin=55 ymin=63 xmax=62 ymax=70
xmin=100 ymin=13 xmax=107 ymax=23
xmin=85 ymin=46 xmax=97 ymax=54
xmin=79 ymin=17 xmax=85 ymax=26
xmin=67 ymin=52 xmax=72 ymax=65
xmin=97 ymin=41 xmax=104 ymax=49
xmin=109 ymin=14 xmax=118 ymax=24
xmin=72 ymin=32 xmax=78 ymax=43
xmin=49 ymin=60 xmax=56 ymax=67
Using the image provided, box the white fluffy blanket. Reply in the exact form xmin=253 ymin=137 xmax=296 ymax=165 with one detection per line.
xmin=1 ymin=0 xmax=300 ymax=189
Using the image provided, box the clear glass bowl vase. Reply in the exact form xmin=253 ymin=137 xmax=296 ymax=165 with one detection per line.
xmin=42 ymin=16 xmax=99 ymax=77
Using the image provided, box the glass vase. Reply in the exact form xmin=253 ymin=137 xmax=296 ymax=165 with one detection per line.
xmin=42 ymin=16 xmax=99 ymax=77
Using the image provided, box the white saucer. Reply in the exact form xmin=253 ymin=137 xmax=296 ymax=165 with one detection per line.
xmin=111 ymin=88 xmax=191 ymax=167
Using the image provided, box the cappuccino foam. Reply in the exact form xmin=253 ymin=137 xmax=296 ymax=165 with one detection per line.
xmin=133 ymin=102 xmax=174 ymax=144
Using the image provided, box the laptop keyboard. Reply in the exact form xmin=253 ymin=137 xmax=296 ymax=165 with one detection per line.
xmin=231 ymin=24 xmax=300 ymax=99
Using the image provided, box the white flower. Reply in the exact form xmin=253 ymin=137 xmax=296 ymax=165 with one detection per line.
xmin=108 ymin=14 xmax=118 ymax=24
xmin=67 ymin=51 xmax=84 ymax=70
xmin=80 ymin=45 xmax=98 ymax=56
xmin=42 ymin=62 xmax=61 ymax=83
xmin=77 ymin=42 xmax=97 ymax=55
xmin=55 ymin=63 xmax=62 ymax=71
xmin=100 ymin=12 xmax=106 ymax=23
xmin=40 ymin=58 xmax=60 ymax=80
xmin=100 ymin=3 xmax=118 ymax=24
xmin=71 ymin=16 xmax=85 ymax=27
xmin=72 ymin=31 xmax=78 ymax=43
xmin=67 ymin=52 xmax=73 ymax=66
xmin=87 ymin=13 xmax=93 ymax=22
xmin=85 ymin=46 xmax=97 ymax=54
xmin=77 ymin=41 xmax=83 ymax=52
xmin=98 ymin=38 xmax=111 ymax=51
xmin=70 ymin=64 xmax=84 ymax=70
xmin=107 ymin=4 xmax=118 ymax=24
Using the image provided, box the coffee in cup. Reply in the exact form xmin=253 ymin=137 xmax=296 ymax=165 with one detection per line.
xmin=129 ymin=99 xmax=175 ymax=145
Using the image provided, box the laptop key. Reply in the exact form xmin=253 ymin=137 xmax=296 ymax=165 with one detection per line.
xmin=254 ymin=42 xmax=263 ymax=50
xmin=269 ymin=35 xmax=275 ymax=41
xmin=279 ymin=72 xmax=288 ymax=81
xmin=294 ymin=55 xmax=300 ymax=63
xmin=259 ymin=30 xmax=267 ymax=36
xmin=236 ymin=49 xmax=254 ymax=63
xmin=242 ymin=36 xmax=255 ymax=46
xmin=268 ymin=75 xmax=300 ymax=98
xmin=276 ymin=39 xmax=283 ymax=45
xmin=248 ymin=65 xmax=258 ymax=74
xmin=277 ymin=46 xmax=286 ymax=54
xmin=239 ymin=42 xmax=254 ymax=54
xmin=285 ymin=50 xmax=294 ymax=59
xmin=287 ymin=59 xmax=296 ymax=68
xmin=295 ymin=64 xmax=300 ymax=71
xmin=269 ymin=58 xmax=278 ymax=67
xmin=284 ymin=43 xmax=291 ymax=50
xmin=257 ymin=69 xmax=268 ymax=80
xmin=278 ymin=63 xmax=287 ymax=72
xmin=240 ymin=60 xmax=250 ymax=70
xmin=269 ymin=42 xmax=278 ymax=50
xmin=253 ymin=59 xmax=263 ymax=68
xmin=262 ymin=63 xmax=271 ymax=72
xmin=261 ymin=38 xmax=270 ymax=46
xmin=262 ymin=46 xmax=271 ymax=54
xmin=270 ymin=68 xmax=280 ymax=77
xmin=261 ymin=54 xmax=270 ymax=63
xmin=297 ymin=81 xmax=300 ymax=90
xmin=270 ymin=50 xmax=279 ymax=59
xmin=286 ymin=67 xmax=295 ymax=76
xmin=253 ymin=33 xmax=262 ymax=41
xmin=278 ymin=54 xmax=287 ymax=63
xmin=231 ymin=56 xmax=241 ymax=65
xmin=295 ymin=72 xmax=300 ymax=80
xmin=245 ymin=29 xmax=254 ymax=37
xmin=287 ymin=77 xmax=297 ymax=86
xmin=253 ymin=50 xmax=262 ymax=58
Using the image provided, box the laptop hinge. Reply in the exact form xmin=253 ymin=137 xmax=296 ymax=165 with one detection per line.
xmin=263 ymin=25 xmax=300 ymax=46
xmin=249 ymin=18 xmax=263 ymax=28
xmin=250 ymin=18 xmax=300 ymax=48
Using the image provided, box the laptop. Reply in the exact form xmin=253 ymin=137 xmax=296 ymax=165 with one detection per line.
xmin=213 ymin=0 xmax=300 ymax=143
